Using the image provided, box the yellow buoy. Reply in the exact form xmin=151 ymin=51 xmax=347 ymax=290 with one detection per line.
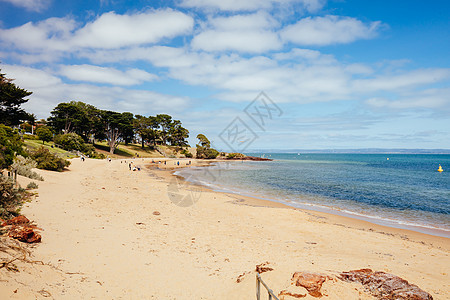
xmin=438 ymin=165 xmax=443 ymax=172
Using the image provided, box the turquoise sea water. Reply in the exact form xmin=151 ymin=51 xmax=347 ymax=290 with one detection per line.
xmin=176 ymin=154 xmax=450 ymax=237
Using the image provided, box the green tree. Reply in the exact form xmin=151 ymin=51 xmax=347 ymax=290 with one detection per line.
xmin=54 ymin=132 xmax=85 ymax=152
xmin=168 ymin=120 xmax=189 ymax=147
xmin=48 ymin=101 xmax=102 ymax=143
xmin=196 ymin=134 xmax=210 ymax=148
xmin=48 ymin=102 xmax=83 ymax=134
xmin=0 ymin=124 xmax=25 ymax=169
xmin=36 ymin=126 xmax=53 ymax=144
xmin=97 ymin=111 xmax=133 ymax=154
xmin=196 ymin=134 xmax=218 ymax=159
xmin=134 ymin=115 xmax=151 ymax=149
xmin=156 ymin=114 xmax=172 ymax=145
xmin=120 ymin=112 xmax=134 ymax=145
xmin=0 ymin=69 xmax=32 ymax=126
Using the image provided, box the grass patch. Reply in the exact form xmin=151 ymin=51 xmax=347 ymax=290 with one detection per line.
xmin=24 ymin=140 xmax=76 ymax=158
xmin=93 ymin=142 xmax=165 ymax=158
xmin=94 ymin=142 xmax=134 ymax=158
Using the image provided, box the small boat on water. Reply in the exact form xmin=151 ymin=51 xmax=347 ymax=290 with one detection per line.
xmin=438 ymin=165 xmax=443 ymax=172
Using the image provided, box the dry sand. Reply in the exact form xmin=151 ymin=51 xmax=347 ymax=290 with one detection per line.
xmin=1 ymin=157 xmax=449 ymax=299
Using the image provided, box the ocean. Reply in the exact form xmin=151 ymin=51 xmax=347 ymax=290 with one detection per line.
xmin=175 ymin=153 xmax=450 ymax=238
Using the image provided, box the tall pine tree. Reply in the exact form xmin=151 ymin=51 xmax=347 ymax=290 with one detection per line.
xmin=0 ymin=69 xmax=32 ymax=126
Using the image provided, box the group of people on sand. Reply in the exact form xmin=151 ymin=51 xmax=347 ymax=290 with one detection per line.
xmin=127 ymin=161 xmax=140 ymax=171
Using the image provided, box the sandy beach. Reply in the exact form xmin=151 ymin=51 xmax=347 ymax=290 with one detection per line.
xmin=1 ymin=157 xmax=449 ymax=299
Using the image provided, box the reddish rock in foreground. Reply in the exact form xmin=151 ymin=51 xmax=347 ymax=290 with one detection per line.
xmin=8 ymin=226 xmax=42 ymax=243
xmin=291 ymin=272 xmax=331 ymax=297
xmin=2 ymin=215 xmax=41 ymax=243
xmin=338 ymin=269 xmax=433 ymax=300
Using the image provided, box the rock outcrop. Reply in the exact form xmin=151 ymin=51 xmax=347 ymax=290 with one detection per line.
xmin=339 ymin=269 xmax=433 ymax=300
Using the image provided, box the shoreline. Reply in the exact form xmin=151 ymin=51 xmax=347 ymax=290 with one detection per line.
xmin=170 ymin=160 xmax=450 ymax=240
xmin=1 ymin=157 xmax=448 ymax=299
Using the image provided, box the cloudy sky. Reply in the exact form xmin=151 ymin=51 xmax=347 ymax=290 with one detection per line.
xmin=0 ymin=0 xmax=449 ymax=151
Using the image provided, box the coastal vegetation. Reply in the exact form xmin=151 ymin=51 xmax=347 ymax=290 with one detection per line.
xmin=195 ymin=134 xmax=219 ymax=159
xmin=47 ymin=101 xmax=190 ymax=154
xmin=0 ymin=175 xmax=29 ymax=219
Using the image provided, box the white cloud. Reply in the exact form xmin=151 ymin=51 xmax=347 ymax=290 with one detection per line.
xmin=191 ymin=12 xmax=282 ymax=53
xmin=2 ymin=64 xmax=62 ymax=88
xmin=353 ymin=69 xmax=450 ymax=92
xmin=0 ymin=17 xmax=77 ymax=52
xmin=1 ymin=65 xmax=190 ymax=119
xmin=178 ymin=0 xmax=325 ymax=12
xmin=0 ymin=0 xmax=51 ymax=12
xmin=366 ymin=88 xmax=450 ymax=110
xmin=281 ymin=15 xmax=382 ymax=46
xmin=0 ymin=9 xmax=194 ymax=61
xmin=59 ymin=65 xmax=158 ymax=86
xmin=192 ymin=30 xmax=281 ymax=53
xmin=72 ymin=10 xmax=194 ymax=49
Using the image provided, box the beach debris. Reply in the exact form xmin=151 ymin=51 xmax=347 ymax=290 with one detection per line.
xmin=278 ymin=290 xmax=307 ymax=298
xmin=256 ymin=261 xmax=273 ymax=273
xmin=236 ymin=271 xmax=251 ymax=283
xmin=338 ymin=269 xmax=433 ymax=299
xmin=37 ymin=289 xmax=52 ymax=297
xmin=290 ymin=271 xmax=331 ymax=297
xmin=2 ymin=215 xmax=30 ymax=226
xmin=152 ymin=211 xmax=161 ymax=216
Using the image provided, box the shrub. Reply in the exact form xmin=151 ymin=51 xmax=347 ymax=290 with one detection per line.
xmin=227 ymin=153 xmax=245 ymax=159
xmin=181 ymin=149 xmax=193 ymax=158
xmin=0 ymin=175 xmax=28 ymax=219
xmin=11 ymin=155 xmax=44 ymax=181
xmin=54 ymin=133 xmax=85 ymax=151
xmin=54 ymin=133 xmax=104 ymax=158
xmin=36 ymin=126 xmax=53 ymax=144
xmin=82 ymin=143 xmax=105 ymax=159
xmin=23 ymin=134 xmax=39 ymax=140
xmin=30 ymin=147 xmax=70 ymax=172
xmin=205 ymin=148 xmax=219 ymax=159
xmin=26 ymin=182 xmax=39 ymax=189
xmin=0 ymin=124 xmax=25 ymax=169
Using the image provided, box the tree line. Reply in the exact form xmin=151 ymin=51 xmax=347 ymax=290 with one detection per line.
xmin=1 ymin=66 xmax=218 ymax=168
xmin=41 ymin=101 xmax=190 ymax=154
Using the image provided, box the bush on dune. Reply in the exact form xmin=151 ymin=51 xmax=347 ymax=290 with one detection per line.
xmin=0 ymin=124 xmax=25 ymax=169
xmin=54 ymin=133 xmax=104 ymax=159
xmin=0 ymin=175 xmax=28 ymax=219
xmin=29 ymin=147 xmax=70 ymax=172
xmin=11 ymin=155 xmax=44 ymax=181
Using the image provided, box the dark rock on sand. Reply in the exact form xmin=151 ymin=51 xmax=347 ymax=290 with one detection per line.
xmin=338 ymin=268 xmax=433 ymax=299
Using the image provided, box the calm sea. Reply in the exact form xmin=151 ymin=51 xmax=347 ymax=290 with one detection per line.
xmin=175 ymin=154 xmax=450 ymax=238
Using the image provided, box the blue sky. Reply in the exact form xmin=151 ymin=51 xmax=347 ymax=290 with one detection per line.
xmin=0 ymin=0 xmax=449 ymax=151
